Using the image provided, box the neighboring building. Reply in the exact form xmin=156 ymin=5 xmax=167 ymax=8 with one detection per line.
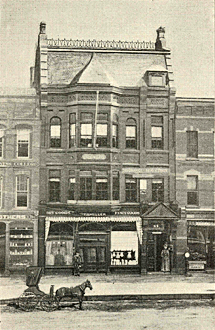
xmin=33 ymin=22 xmax=186 ymax=274
xmin=176 ymin=98 xmax=215 ymax=270
xmin=0 ymin=88 xmax=40 ymax=274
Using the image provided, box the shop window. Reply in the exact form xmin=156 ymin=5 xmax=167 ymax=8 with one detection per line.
xmin=16 ymin=174 xmax=29 ymax=208
xmin=17 ymin=129 xmax=30 ymax=157
xmin=125 ymin=177 xmax=137 ymax=202
xmin=152 ymin=179 xmax=164 ymax=202
xmin=0 ymin=176 xmax=2 ymax=208
xmin=113 ymin=172 xmax=119 ymax=200
xmin=126 ymin=118 xmax=137 ymax=149
xmin=80 ymin=176 xmax=92 ymax=200
xmin=96 ymin=124 xmax=108 ymax=147
xmin=50 ymin=117 xmax=61 ymax=148
xmin=69 ymin=113 xmax=76 ymax=148
xmin=187 ymin=176 xmax=198 ymax=205
xmin=96 ymin=178 xmax=108 ymax=200
xmin=187 ymin=131 xmax=198 ymax=158
xmin=151 ymin=116 xmax=163 ymax=149
xmin=0 ymin=129 xmax=4 ymax=158
xmin=87 ymin=247 xmax=97 ymax=263
xmin=49 ymin=170 xmax=61 ymax=202
xmin=68 ymin=177 xmax=75 ymax=200
xmin=80 ymin=113 xmax=93 ymax=147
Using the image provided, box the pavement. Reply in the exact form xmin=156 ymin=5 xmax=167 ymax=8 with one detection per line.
xmin=0 ymin=272 xmax=215 ymax=304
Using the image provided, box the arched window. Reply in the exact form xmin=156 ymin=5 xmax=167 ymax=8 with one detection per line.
xmin=126 ymin=118 xmax=137 ymax=149
xmin=112 ymin=114 xmax=118 ymax=148
xmin=50 ymin=117 xmax=61 ymax=148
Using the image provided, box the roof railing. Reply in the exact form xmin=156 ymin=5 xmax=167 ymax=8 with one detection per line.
xmin=47 ymin=38 xmax=155 ymax=50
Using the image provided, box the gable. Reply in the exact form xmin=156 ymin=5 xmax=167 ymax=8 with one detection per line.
xmin=143 ymin=203 xmax=178 ymax=219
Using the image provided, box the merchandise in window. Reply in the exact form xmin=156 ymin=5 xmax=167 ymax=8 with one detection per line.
xmin=187 ymin=176 xmax=198 ymax=205
xmin=152 ymin=179 xmax=164 ymax=202
xmin=16 ymin=174 xmax=29 ymax=207
xmin=17 ymin=130 xmax=30 ymax=157
xmin=49 ymin=170 xmax=61 ymax=202
xmin=50 ymin=117 xmax=61 ymax=148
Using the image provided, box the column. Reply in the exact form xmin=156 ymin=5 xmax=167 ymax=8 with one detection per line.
xmin=140 ymin=219 xmax=148 ymax=274
xmin=4 ymin=222 xmax=10 ymax=276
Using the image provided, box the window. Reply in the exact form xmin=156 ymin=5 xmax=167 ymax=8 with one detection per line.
xmin=96 ymin=124 xmax=108 ymax=147
xmin=16 ymin=174 xmax=29 ymax=207
xmin=187 ymin=176 xmax=198 ymax=205
xmin=80 ymin=113 xmax=93 ymax=147
xmin=140 ymin=179 xmax=147 ymax=200
xmin=17 ymin=130 xmax=30 ymax=157
xmin=49 ymin=170 xmax=61 ymax=202
xmin=112 ymin=114 xmax=118 ymax=148
xmin=113 ymin=172 xmax=119 ymax=200
xmin=152 ymin=179 xmax=164 ymax=202
xmin=150 ymin=75 xmax=163 ymax=86
xmin=0 ymin=176 xmax=2 ymax=208
xmin=0 ymin=129 xmax=4 ymax=158
xmin=50 ymin=117 xmax=61 ymax=148
xmin=96 ymin=178 xmax=108 ymax=200
xmin=125 ymin=178 xmax=137 ymax=202
xmin=80 ymin=174 xmax=92 ymax=200
xmin=68 ymin=177 xmax=75 ymax=200
xmin=151 ymin=116 xmax=163 ymax=149
xmin=69 ymin=114 xmax=76 ymax=148
xmin=126 ymin=119 xmax=137 ymax=149
xmin=187 ymin=131 xmax=198 ymax=158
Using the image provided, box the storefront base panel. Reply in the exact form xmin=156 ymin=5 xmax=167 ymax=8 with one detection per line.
xmin=109 ymin=265 xmax=140 ymax=274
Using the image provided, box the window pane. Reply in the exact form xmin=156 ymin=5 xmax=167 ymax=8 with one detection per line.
xmin=17 ymin=130 xmax=29 ymax=157
xmin=97 ymin=124 xmax=107 ymax=136
xmin=51 ymin=125 xmax=60 ymax=137
xmin=151 ymin=76 xmax=163 ymax=86
xmin=151 ymin=126 xmax=162 ymax=138
xmin=16 ymin=175 xmax=28 ymax=207
xmin=187 ymin=176 xmax=197 ymax=190
xmin=126 ymin=126 xmax=136 ymax=137
xmin=140 ymin=179 xmax=147 ymax=190
xmin=187 ymin=192 xmax=198 ymax=205
xmin=81 ymin=124 xmax=92 ymax=135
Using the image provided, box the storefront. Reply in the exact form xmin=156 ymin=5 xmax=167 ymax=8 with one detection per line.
xmin=0 ymin=212 xmax=38 ymax=274
xmin=39 ymin=210 xmax=142 ymax=273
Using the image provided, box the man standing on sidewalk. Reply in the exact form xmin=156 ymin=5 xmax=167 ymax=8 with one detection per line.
xmin=73 ymin=251 xmax=82 ymax=276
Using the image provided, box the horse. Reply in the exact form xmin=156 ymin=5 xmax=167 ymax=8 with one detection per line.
xmin=55 ymin=279 xmax=93 ymax=310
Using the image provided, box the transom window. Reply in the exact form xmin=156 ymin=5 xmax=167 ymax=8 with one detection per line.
xmin=16 ymin=174 xmax=29 ymax=207
xmin=50 ymin=117 xmax=61 ymax=148
xmin=17 ymin=130 xmax=30 ymax=157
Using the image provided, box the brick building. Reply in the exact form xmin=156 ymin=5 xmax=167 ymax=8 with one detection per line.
xmin=176 ymin=98 xmax=215 ymax=270
xmin=0 ymin=88 xmax=40 ymax=274
xmin=33 ymin=22 xmax=187 ymax=274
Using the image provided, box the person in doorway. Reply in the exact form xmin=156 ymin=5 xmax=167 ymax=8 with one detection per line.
xmin=161 ymin=242 xmax=170 ymax=272
xmin=73 ymin=251 xmax=82 ymax=276
xmin=54 ymin=249 xmax=65 ymax=266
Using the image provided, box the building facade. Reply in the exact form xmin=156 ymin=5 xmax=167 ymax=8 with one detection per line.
xmin=33 ymin=23 xmax=187 ymax=274
xmin=176 ymin=98 xmax=215 ymax=270
xmin=0 ymin=88 xmax=40 ymax=274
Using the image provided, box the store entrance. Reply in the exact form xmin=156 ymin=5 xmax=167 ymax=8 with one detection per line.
xmin=80 ymin=246 xmax=107 ymax=273
xmin=147 ymin=232 xmax=166 ymax=272
xmin=0 ymin=223 xmax=6 ymax=272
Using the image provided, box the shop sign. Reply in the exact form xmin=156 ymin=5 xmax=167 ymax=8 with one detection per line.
xmin=188 ymin=261 xmax=206 ymax=270
xmin=188 ymin=221 xmax=215 ymax=227
xmin=0 ymin=161 xmax=36 ymax=167
xmin=0 ymin=214 xmax=33 ymax=220
xmin=82 ymin=154 xmax=106 ymax=160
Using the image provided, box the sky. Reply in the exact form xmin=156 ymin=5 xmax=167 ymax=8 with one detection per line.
xmin=0 ymin=0 xmax=214 ymax=97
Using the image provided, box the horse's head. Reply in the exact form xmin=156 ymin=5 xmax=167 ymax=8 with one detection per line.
xmin=86 ymin=279 xmax=93 ymax=290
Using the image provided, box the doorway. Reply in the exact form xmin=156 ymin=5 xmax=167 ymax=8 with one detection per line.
xmin=80 ymin=246 xmax=106 ymax=273
xmin=147 ymin=232 xmax=166 ymax=271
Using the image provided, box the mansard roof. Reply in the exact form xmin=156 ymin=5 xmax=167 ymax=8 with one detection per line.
xmin=47 ymin=51 xmax=167 ymax=87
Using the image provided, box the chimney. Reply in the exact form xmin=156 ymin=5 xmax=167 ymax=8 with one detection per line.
xmin=39 ymin=22 xmax=46 ymax=34
xmin=155 ymin=27 xmax=166 ymax=50
xmin=30 ymin=66 xmax=35 ymax=88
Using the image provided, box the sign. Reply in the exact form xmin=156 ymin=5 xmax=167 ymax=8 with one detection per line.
xmin=148 ymin=221 xmax=164 ymax=231
xmin=82 ymin=154 xmax=106 ymax=160
xmin=188 ymin=221 xmax=215 ymax=227
xmin=123 ymin=167 xmax=169 ymax=174
xmin=188 ymin=261 xmax=206 ymax=270
xmin=0 ymin=214 xmax=33 ymax=220
xmin=147 ymin=98 xmax=167 ymax=107
xmin=0 ymin=161 xmax=36 ymax=167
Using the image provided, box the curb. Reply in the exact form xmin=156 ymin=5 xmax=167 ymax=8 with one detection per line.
xmin=1 ymin=293 xmax=214 ymax=305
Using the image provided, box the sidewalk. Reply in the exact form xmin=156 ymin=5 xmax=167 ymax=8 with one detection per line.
xmin=1 ymin=272 xmax=215 ymax=303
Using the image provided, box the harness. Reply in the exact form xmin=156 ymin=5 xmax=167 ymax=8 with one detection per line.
xmin=79 ymin=282 xmax=86 ymax=293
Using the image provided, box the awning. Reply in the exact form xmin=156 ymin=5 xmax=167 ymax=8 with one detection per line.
xmin=45 ymin=215 xmax=142 ymax=243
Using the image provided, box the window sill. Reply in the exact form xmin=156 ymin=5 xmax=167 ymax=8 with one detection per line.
xmin=186 ymin=205 xmax=199 ymax=209
xmin=186 ymin=158 xmax=199 ymax=161
xmin=147 ymin=149 xmax=169 ymax=153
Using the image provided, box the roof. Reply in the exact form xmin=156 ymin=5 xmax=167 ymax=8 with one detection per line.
xmin=48 ymin=51 xmax=166 ymax=87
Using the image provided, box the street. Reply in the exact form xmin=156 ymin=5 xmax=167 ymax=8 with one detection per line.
xmin=1 ymin=300 xmax=214 ymax=330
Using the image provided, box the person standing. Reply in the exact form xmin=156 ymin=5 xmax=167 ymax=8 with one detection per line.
xmin=73 ymin=251 xmax=82 ymax=276
xmin=161 ymin=243 xmax=170 ymax=272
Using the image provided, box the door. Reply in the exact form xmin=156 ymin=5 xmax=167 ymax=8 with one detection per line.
xmin=147 ymin=232 xmax=165 ymax=271
xmin=80 ymin=246 xmax=107 ymax=273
